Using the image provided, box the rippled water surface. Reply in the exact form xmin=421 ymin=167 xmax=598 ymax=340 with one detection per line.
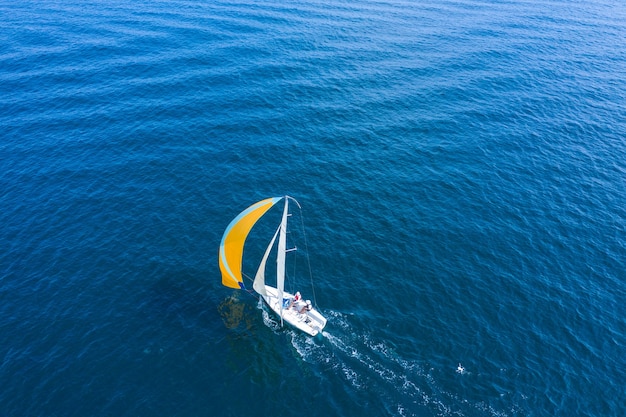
xmin=1 ymin=0 xmax=625 ymax=416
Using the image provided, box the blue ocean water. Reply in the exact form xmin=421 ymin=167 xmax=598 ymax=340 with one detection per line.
xmin=1 ymin=0 xmax=625 ymax=415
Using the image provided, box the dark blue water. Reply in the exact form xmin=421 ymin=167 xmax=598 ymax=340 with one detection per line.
xmin=1 ymin=0 xmax=625 ymax=415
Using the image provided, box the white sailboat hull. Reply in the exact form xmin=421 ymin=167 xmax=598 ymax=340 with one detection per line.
xmin=261 ymin=285 xmax=327 ymax=336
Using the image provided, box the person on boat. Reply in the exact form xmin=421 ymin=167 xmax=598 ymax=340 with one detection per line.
xmin=298 ymin=300 xmax=312 ymax=315
xmin=288 ymin=292 xmax=301 ymax=310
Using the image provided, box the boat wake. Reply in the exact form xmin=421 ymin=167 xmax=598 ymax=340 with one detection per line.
xmin=286 ymin=310 xmax=524 ymax=417
xmin=258 ymin=297 xmax=283 ymax=332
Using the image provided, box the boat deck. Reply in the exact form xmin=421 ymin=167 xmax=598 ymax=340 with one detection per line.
xmin=261 ymin=286 xmax=327 ymax=336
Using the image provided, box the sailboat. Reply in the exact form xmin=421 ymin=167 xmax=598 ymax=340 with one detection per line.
xmin=218 ymin=196 xmax=327 ymax=336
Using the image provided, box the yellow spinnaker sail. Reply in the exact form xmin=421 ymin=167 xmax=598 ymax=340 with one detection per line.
xmin=219 ymin=197 xmax=283 ymax=289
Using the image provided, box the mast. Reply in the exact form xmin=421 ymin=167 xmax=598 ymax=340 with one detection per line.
xmin=276 ymin=197 xmax=289 ymax=327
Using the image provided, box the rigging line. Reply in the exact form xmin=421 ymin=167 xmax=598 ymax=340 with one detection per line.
xmin=242 ymin=272 xmax=254 ymax=284
xmin=297 ymin=200 xmax=318 ymax=308
xmin=243 ymin=272 xmax=261 ymax=291
xmin=240 ymin=273 xmax=260 ymax=298
xmin=289 ymin=244 xmax=297 ymax=296
xmin=285 ymin=195 xmax=302 ymax=298
xmin=283 ymin=203 xmax=295 ymax=295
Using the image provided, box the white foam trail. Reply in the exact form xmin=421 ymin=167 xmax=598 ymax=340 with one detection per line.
xmin=257 ymin=297 xmax=282 ymax=332
xmin=288 ymin=309 xmax=517 ymax=417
